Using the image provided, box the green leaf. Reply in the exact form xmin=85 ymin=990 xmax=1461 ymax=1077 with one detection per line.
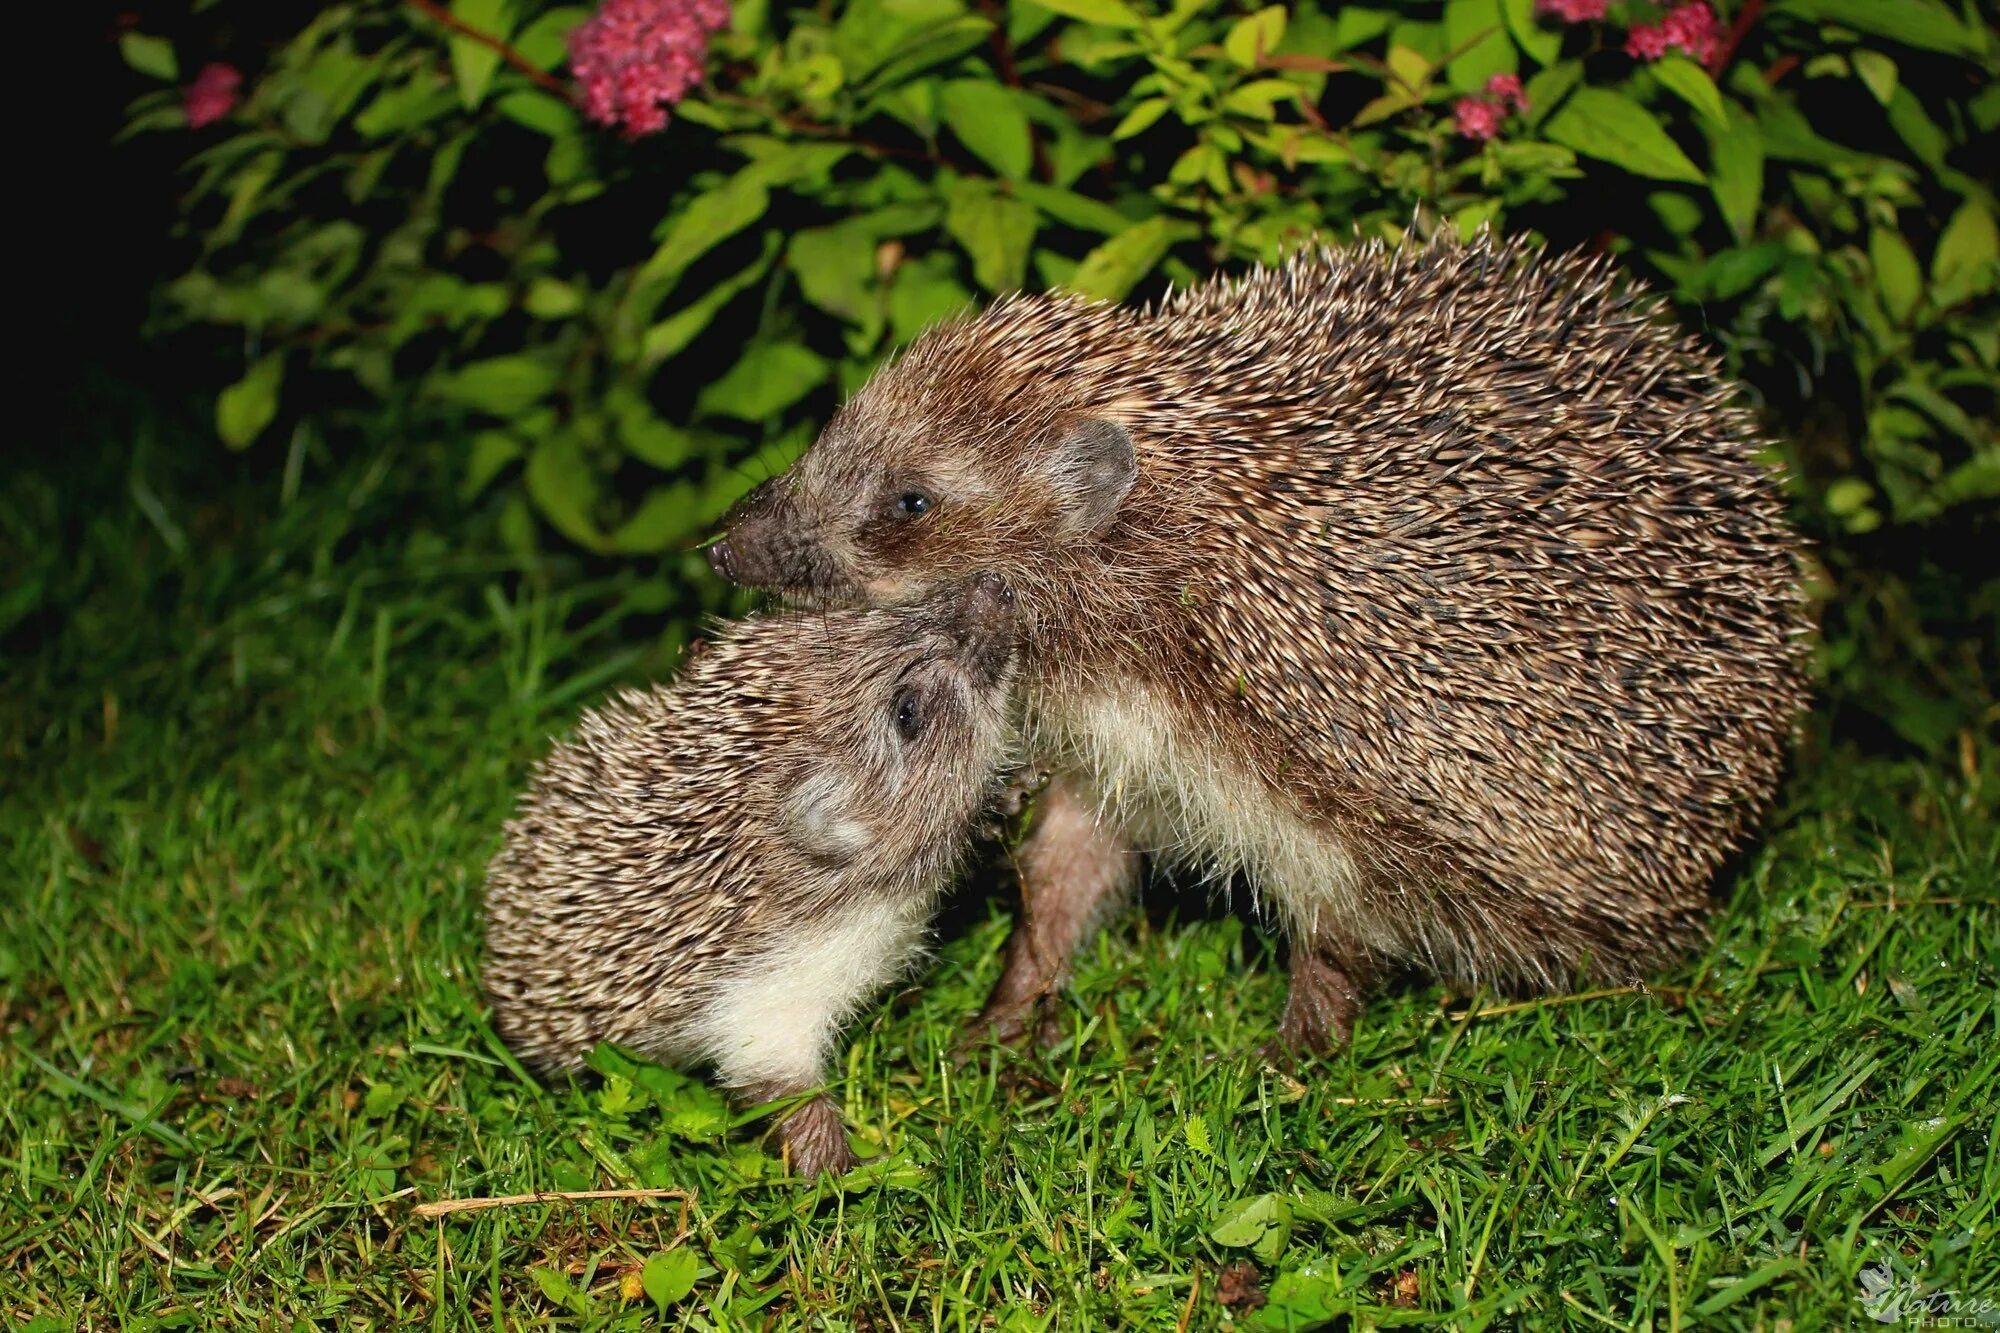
xmin=1850 ymin=48 xmax=1898 ymax=104
xmin=1868 ymin=1115 xmax=1965 ymax=1196
xmin=1521 ymin=58 xmax=1582 ymax=127
xmin=1333 ymin=7 xmax=1394 ymax=50
xmin=496 ymin=89 xmax=577 ymax=138
xmin=1706 ymin=108 xmax=1765 ymax=243
xmin=1870 ymin=227 xmax=1923 ymax=325
xmin=641 ymin=1248 xmax=700 ymax=1310
xmin=529 ymin=1266 xmax=575 ymax=1307
xmin=944 ymin=180 xmax=1038 ymax=293
xmin=217 ymin=354 xmax=284 ymax=450
xmin=1067 ymin=216 xmax=1178 ymax=301
xmin=640 ymin=237 xmax=782 ymax=366
xmin=1354 ymin=43 xmax=1434 ymax=125
xmin=1501 ymin=0 xmax=1560 ymax=66
xmin=889 ymin=256 xmax=976 ymax=342
xmin=855 ymin=16 xmax=995 ymax=94
xmin=514 ymin=7 xmax=588 ymax=68
xmin=1930 ymin=199 xmax=1999 ymax=306
xmin=611 ymin=484 xmax=703 ymax=553
xmin=278 ymin=43 xmax=378 ymax=144
xmin=1443 ymin=0 xmax=1514 ymax=95
xmin=837 ymin=0 xmax=961 ymax=78
xmin=1012 ymin=182 xmax=1136 ymax=234
xmin=1247 ymin=1259 xmax=1347 ymax=1329
xmin=525 ymin=434 xmax=606 ymax=550
xmin=462 ymin=430 xmax=522 ymax=499
xmin=1028 ymin=0 xmax=1144 ymax=29
xmin=1211 ymin=1194 xmax=1295 ymax=1264
xmin=1183 ymin=1113 xmax=1214 ymax=1159
xmin=790 ymin=221 xmax=880 ymax=324
xmin=447 ymin=0 xmax=511 ymax=109
xmin=431 ymin=356 xmax=561 ymax=416
xmin=524 ymin=276 xmax=583 ymax=320
xmin=1223 ymin=79 xmax=1304 ymax=119
xmin=939 ymin=80 xmax=1034 ymax=180
xmin=1754 ymin=100 xmax=1863 ymax=165
xmin=1225 ymin=7 xmax=1289 ymax=68
xmin=1883 ymin=85 xmax=1947 ymax=168
xmin=1937 ymin=451 xmax=2000 ymax=507
xmin=640 ymin=172 xmax=772 ymax=289
xmin=355 ymin=75 xmax=458 ymax=137
xmin=1544 ymin=87 xmax=1703 ymax=183
xmin=120 ymin=33 xmax=179 ymax=82
xmin=1650 ymin=55 xmax=1725 ymax=129
xmin=696 ymin=341 xmax=829 ymax=420
xmin=1113 ymin=97 xmax=1173 ymax=140
xmin=735 ymin=140 xmax=857 ymax=190
xmin=1771 ymin=0 xmax=1984 ymax=57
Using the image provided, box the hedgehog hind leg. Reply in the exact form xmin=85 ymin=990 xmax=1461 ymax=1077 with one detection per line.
xmin=1265 ymin=939 xmax=1373 ymax=1061
xmin=773 ymin=1093 xmax=858 ymax=1176
xmin=961 ymin=772 xmax=1139 ymax=1056
xmin=695 ymin=898 xmax=930 ymax=1176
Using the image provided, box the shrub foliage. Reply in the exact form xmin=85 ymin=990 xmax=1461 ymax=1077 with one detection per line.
xmin=122 ymin=0 xmax=1996 ymax=741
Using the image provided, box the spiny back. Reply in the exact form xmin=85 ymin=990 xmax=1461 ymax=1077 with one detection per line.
xmin=1134 ymin=236 xmax=1809 ymax=955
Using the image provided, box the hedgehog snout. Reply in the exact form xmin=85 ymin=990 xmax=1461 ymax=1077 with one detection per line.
xmin=708 ymin=479 xmax=793 ymax=589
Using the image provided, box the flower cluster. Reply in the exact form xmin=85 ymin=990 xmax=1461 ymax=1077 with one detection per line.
xmin=1625 ymin=2 xmax=1724 ymax=64
xmin=184 ymin=62 xmax=242 ymax=129
xmin=568 ymin=0 xmax=730 ymax=138
xmin=1454 ymin=73 xmax=1530 ymax=142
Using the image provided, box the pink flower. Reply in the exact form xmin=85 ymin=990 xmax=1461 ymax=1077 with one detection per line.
xmin=1627 ymin=2 xmax=1723 ymax=63
xmin=183 ymin=63 xmax=242 ymax=129
xmin=1662 ymin=1 xmax=1723 ymax=64
xmin=1455 ymin=96 xmax=1505 ymax=141
xmin=1624 ymin=23 xmax=1671 ymax=59
xmin=1485 ymin=72 xmax=1529 ymax=113
xmin=568 ymin=0 xmax=729 ymax=138
xmin=1534 ymin=0 xmax=1608 ymax=21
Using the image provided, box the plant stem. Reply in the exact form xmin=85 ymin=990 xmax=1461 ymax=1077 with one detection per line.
xmin=404 ymin=0 xmax=570 ymax=96
xmin=1709 ymin=0 xmax=1765 ymax=78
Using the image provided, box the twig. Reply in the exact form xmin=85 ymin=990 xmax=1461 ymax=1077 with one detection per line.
xmin=979 ymin=0 xmax=1054 ymax=181
xmin=1176 ymin=1266 xmax=1202 ymax=1333
xmin=411 ymin=1187 xmax=691 ymax=1219
xmin=1448 ymin=985 xmax=1652 ymax=1021
xmin=1708 ymin=0 xmax=1764 ymax=79
xmin=404 ymin=0 xmax=569 ymax=96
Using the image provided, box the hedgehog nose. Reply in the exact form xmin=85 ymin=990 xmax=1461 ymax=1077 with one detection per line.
xmin=962 ymin=571 xmax=1015 ymax=626
xmin=952 ymin=571 xmax=1016 ymax=686
xmin=706 ymin=537 xmax=738 ymax=582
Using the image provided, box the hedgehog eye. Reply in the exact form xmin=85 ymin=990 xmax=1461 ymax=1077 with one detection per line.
xmin=891 ymin=489 xmax=934 ymax=521
xmin=892 ymin=688 xmax=924 ymax=741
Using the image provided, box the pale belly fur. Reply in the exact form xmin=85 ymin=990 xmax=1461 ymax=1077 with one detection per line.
xmin=1028 ymin=683 xmax=1419 ymax=956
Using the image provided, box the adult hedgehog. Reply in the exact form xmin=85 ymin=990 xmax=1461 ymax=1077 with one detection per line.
xmin=707 ymin=233 xmax=1812 ymax=1053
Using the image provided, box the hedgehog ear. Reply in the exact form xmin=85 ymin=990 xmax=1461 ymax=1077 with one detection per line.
xmin=1046 ymin=418 xmax=1136 ymax=536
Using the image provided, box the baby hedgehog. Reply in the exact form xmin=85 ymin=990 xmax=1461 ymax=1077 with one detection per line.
xmin=707 ymin=232 xmax=1812 ymax=1054
xmin=484 ymin=573 xmax=1017 ymax=1174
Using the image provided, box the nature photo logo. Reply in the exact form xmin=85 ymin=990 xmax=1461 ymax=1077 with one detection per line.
xmin=1859 ymin=1262 xmax=2000 ymax=1328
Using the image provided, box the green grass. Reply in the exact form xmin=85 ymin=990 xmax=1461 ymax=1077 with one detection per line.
xmin=3 ymin=441 xmax=1995 ymax=1331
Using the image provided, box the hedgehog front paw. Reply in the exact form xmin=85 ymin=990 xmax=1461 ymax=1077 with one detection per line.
xmin=775 ymin=1095 xmax=858 ymax=1177
xmin=1263 ymin=951 xmax=1368 ymax=1065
